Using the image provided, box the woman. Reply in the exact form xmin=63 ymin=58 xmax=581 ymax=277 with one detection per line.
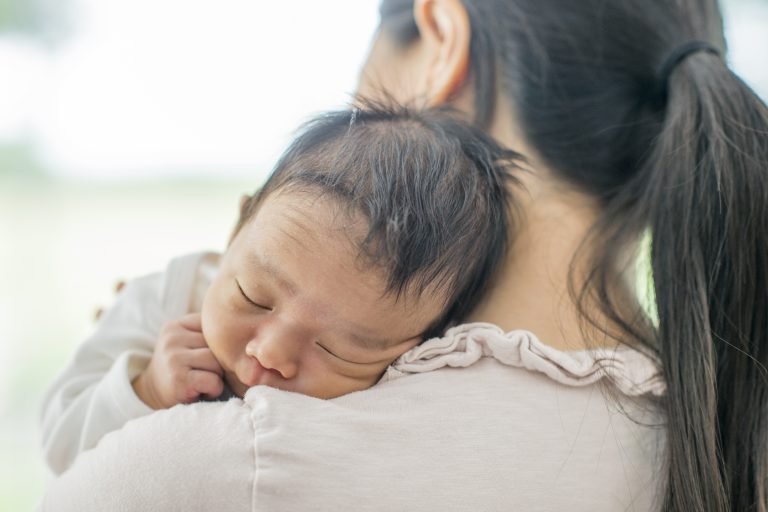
xmin=363 ymin=1 xmax=766 ymax=509
xmin=39 ymin=0 xmax=767 ymax=511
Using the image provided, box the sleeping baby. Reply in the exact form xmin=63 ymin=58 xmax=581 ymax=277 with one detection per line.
xmin=40 ymin=104 xmax=520 ymax=474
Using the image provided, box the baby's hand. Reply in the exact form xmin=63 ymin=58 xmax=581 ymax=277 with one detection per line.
xmin=132 ymin=313 xmax=225 ymax=409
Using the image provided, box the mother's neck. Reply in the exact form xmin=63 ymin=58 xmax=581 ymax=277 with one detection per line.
xmin=466 ymin=174 xmax=606 ymax=350
xmin=466 ymin=100 xmax=613 ymax=351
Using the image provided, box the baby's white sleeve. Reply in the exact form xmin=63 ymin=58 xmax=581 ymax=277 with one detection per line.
xmin=39 ymin=273 xmax=166 ymax=475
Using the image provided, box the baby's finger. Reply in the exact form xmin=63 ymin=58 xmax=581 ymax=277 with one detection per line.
xmin=178 ymin=312 xmax=203 ymax=333
xmin=186 ymin=369 xmax=225 ymax=401
xmin=174 ymin=330 xmax=209 ymax=350
xmin=187 ymin=348 xmax=225 ymax=376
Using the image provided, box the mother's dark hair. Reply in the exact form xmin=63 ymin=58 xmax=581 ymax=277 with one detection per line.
xmin=381 ymin=0 xmax=768 ymax=511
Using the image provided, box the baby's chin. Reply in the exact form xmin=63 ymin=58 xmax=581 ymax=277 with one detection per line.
xmin=223 ymin=372 xmax=249 ymax=398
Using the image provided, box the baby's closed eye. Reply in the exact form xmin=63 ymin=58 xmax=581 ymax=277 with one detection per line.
xmin=315 ymin=341 xmax=388 ymax=366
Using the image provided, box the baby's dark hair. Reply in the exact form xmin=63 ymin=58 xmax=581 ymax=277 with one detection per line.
xmin=238 ymin=104 xmax=522 ymax=339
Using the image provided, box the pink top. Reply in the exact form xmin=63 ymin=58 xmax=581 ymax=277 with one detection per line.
xmin=387 ymin=322 xmax=665 ymax=397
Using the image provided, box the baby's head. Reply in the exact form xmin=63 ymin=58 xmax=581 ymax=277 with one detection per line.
xmin=202 ymin=105 xmax=520 ymax=399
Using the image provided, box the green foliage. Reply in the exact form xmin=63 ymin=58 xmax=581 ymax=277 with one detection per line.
xmin=636 ymin=229 xmax=658 ymax=326
xmin=0 ymin=0 xmax=70 ymax=40
xmin=0 ymin=141 xmax=46 ymax=176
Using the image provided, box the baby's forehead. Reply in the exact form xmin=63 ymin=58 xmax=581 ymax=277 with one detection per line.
xmin=247 ymin=191 xmax=381 ymax=287
xmin=264 ymin=188 xmax=366 ymax=235
xmin=238 ymin=197 xmax=447 ymax=345
xmin=262 ymin=192 xmax=374 ymax=275
xmin=268 ymin=189 xmax=449 ymax=294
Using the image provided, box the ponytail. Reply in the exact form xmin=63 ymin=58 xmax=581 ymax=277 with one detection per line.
xmin=643 ymin=52 xmax=768 ymax=511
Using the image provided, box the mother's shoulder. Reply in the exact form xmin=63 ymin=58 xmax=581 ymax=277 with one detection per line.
xmin=38 ymin=399 xmax=255 ymax=512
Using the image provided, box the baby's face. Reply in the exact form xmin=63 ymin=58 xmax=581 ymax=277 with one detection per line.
xmin=201 ymin=191 xmax=444 ymax=399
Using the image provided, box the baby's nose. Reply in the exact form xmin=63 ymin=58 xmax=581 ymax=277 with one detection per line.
xmin=245 ymin=332 xmax=299 ymax=380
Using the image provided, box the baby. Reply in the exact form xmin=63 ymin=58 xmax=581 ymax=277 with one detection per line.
xmin=40 ymin=104 xmax=519 ymax=474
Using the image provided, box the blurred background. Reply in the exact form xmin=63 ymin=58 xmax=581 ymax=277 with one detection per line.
xmin=0 ymin=0 xmax=765 ymax=509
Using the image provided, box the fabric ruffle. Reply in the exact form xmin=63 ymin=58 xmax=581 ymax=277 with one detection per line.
xmin=385 ymin=323 xmax=665 ymax=397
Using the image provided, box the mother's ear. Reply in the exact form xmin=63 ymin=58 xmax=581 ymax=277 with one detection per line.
xmin=413 ymin=0 xmax=470 ymax=106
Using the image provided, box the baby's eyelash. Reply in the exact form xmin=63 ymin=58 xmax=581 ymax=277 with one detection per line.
xmin=236 ymin=280 xmax=271 ymax=310
xmin=316 ymin=342 xmax=367 ymax=365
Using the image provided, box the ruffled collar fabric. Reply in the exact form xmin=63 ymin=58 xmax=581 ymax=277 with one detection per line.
xmin=385 ymin=323 xmax=665 ymax=397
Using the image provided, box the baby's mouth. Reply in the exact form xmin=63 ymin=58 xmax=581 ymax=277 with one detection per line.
xmin=228 ymin=355 xmax=284 ymax=397
xmin=223 ymin=370 xmax=248 ymax=398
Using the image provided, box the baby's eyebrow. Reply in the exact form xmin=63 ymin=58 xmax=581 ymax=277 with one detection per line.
xmin=249 ymin=253 xmax=297 ymax=296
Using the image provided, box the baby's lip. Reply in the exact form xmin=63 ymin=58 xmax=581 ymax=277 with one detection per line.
xmin=240 ymin=356 xmax=265 ymax=387
xmin=239 ymin=355 xmax=282 ymax=388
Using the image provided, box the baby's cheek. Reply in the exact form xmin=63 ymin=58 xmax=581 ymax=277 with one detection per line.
xmin=199 ymin=291 xmax=214 ymax=331
xmin=200 ymin=297 xmax=230 ymax=354
xmin=322 ymin=366 xmax=388 ymax=398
